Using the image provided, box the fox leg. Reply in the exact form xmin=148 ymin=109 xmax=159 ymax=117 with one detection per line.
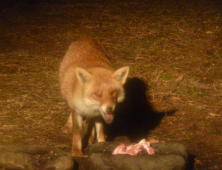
xmin=71 ymin=112 xmax=83 ymax=157
xmin=95 ymin=122 xmax=105 ymax=142
xmin=62 ymin=114 xmax=73 ymax=134
xmin=88 ymin=126 xmax=95 ymax=145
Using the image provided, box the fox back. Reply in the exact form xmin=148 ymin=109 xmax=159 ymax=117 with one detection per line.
xmin=59 ymin=37 xmax=129 ymax=123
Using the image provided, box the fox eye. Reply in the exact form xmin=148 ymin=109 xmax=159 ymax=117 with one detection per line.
xmin=111 ymin=90 xmax=117 ymax=96
xmin=93 ymin=92 xmax=102 ymax=98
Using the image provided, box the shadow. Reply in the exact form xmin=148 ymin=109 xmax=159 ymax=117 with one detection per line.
xmin=73 ymin=160 xmax=79 ymax=170
xmin=186 ymin=154 xmax=195 ymax=170
xmin=105 ymin=77 xmax=176 ymax=142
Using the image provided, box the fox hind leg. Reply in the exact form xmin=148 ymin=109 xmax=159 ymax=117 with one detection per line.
xmin=88 ymin=126 xmax=95 ymax=145
xmin=62 ymin=113 xmax=73 ymax=134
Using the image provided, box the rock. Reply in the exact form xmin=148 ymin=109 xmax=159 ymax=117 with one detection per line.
xmin=0 ymin=145 xmax=74 ymax=170
xmin=90 ymin=153 xmax=185 ymax=170
xmin=0 ymin=151 xmax=34 ymax=170
xmin=89 ymin=142 xmax=187 ymax=170
xmin=44 ymin=155 xmax=74 ymax=170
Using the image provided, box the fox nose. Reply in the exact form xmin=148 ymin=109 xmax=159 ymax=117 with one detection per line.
xmin=106 ymin=107 xmax=113 ymax=114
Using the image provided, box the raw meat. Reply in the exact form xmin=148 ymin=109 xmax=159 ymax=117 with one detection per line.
xmin=112 ymin=139 xmax=155 ymax=156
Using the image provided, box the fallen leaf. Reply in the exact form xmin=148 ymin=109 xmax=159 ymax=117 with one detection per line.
xmin=171 ymin=96 xmax=181 ymax=100
xmin=179 ymin=29 xmax=185 ymax=32
xmin=209 ymin=113 xmax=221 ymax=117
xmin=0 ymin=125 xmax=18 ymax=130
xmin=175 ymin=75 xmax=184 ymax=81
xmin=205 ymin=31 xmax=213 ymax=34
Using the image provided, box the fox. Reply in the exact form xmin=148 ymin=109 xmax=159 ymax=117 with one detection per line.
xmin=59 ymin=37 xmax=129 ymax=157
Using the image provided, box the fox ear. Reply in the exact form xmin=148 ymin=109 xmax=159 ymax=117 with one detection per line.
xmin=76 ymin=67 xmax=92 ymax=84
xmin=112 ymin=66 xmax=129 ymax=85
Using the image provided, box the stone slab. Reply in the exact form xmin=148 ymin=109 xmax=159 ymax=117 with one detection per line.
xmin=0 ymin=145 xmax=74 ymax=170
xmin=89 ymin=142 xmax=187 ymax=170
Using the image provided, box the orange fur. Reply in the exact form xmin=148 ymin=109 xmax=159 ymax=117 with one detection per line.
xmin=59 ymin=37 xmax=129 ymax=157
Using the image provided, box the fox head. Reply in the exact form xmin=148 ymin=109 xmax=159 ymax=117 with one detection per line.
xmin=76 ymin=66 xmax=129 ymax=124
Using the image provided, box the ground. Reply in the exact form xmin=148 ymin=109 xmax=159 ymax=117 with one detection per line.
xmin=0 ymin=0 xmax=222 ymax=169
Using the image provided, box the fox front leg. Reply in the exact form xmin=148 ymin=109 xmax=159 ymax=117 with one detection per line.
xmin=95 ymin=122 xmax=105 ymax=142
xmin=71 ymin=112 xmax=83 ymax=157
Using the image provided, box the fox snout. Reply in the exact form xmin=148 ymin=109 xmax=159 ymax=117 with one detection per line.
xmin=106 ymin=107 xmax=113 ymax=114
xmin=100 ymin=105 xmax=115 ymax=124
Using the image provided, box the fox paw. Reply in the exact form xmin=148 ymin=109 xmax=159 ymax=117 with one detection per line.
xmin=71 ymin=149 xmax=84 ymax=157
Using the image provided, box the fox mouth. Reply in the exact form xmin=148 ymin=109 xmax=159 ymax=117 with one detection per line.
xmin=100 ymin=109 xmax=114 ymax=124
xmin=104 ymin=112 xmax=114 ymax=124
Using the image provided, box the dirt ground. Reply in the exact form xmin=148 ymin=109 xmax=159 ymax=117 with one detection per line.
xmin=0 ymin=0 xmax=222 ymax=169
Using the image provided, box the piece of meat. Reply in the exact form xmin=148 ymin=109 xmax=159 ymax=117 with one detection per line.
xmin=125 ymin=144 xmax=142 ymax=155
xmin=139 ymin=139 xmax=155 ymax=155
xmin=112 ymin=144 xmax=127 ymax=154
xmin=112 ymin=139 xmax=155 ymax=156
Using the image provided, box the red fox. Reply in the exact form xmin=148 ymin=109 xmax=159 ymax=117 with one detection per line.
xmin=59 ymin=37 xmax=129 ymax=157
